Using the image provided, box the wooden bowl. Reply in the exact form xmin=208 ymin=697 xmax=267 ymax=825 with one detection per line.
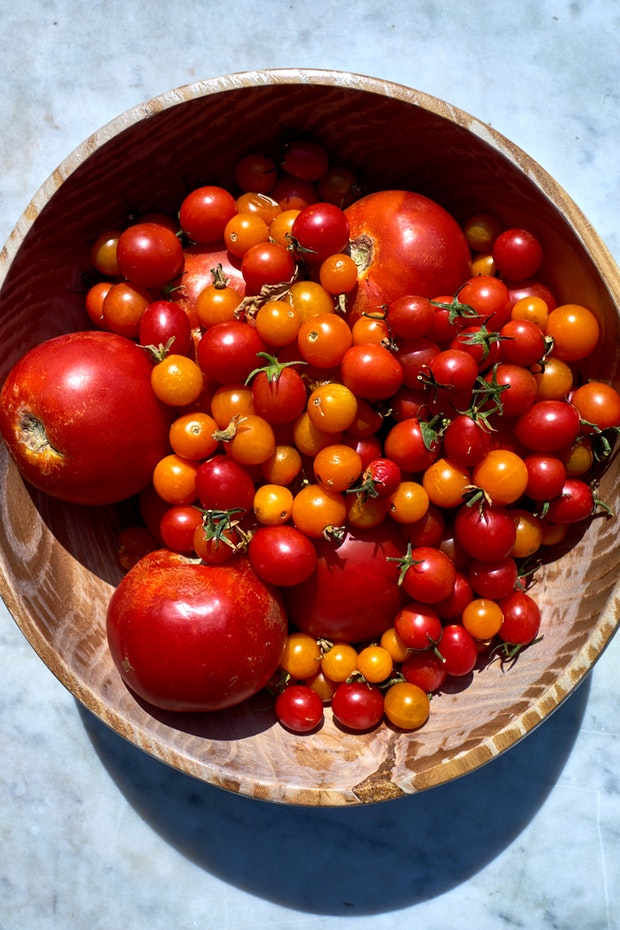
xmin=1 ymin=69 xmax=619 ymax=805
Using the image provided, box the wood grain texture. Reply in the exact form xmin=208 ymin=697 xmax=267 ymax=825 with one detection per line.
xmin=1 ymin=69 xmax=619 ymax=806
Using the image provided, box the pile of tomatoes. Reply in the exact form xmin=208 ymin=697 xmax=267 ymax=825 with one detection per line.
xmin=4 ymin=136 xmax=619 ymax=736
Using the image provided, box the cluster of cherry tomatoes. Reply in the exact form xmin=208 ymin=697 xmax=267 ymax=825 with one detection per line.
xmin=87 ymin=136 xmax=620 ymax=736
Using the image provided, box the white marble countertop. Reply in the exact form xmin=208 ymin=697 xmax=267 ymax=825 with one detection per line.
xmin=1 ymin=2 xmax=619 ymax=928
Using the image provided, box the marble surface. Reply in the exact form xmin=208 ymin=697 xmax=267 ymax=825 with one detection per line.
xmin=1 ymin=2 xmax=619 ymax=928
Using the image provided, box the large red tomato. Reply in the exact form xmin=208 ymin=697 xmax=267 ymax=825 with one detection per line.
xmin=344 ymin=190 xmax=472 ymax=324
xmin=283 ymin=523 xmax=408 ymax=643
xmin=0 ymin=331 xmax=173 ymax=505
xmin=106 ymin=550 xmax=288 ymax=712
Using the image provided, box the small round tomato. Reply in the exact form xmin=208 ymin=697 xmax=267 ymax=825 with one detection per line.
xmin=497 ymin=590 xmax=541 ymax=645
xmin=224 ymin=211 xmax=269 ymax=257
xmin=472 ymin=449 xmax=529 ymax=506
xmin=383 ymin=682 xmax=430 ymax=730
xmin=241 ymin=240 xmax=296 ymax=293
xmin=401 ymin=650 xmax=448 ymax=692
xmin=545 ymin=304 xmax=600 ymax=362
xmin=252 ymin=483 xmax=294 ymax=525
xmin=151 ymin=354 xmax=204 ymax=407
xmin=291 ymin=202 xmax=350 ymax=265
xmin=218 ymin=414 xmax=276 ymax=467
xmin=195 ymin=267 xmax=243 ymax=329
xmin=313 ymin=443 xmax=363 ymax=492
xmin=499 ymin=318 xmax=547 ymax=367
xmin=254 ymin=301 xmax=301 ymax=347
xmin=462 ymin=598 xmax=504 ymax=640
xmin=422 ymin=457 xmax=471 ymax=509
xmin=248 ymin=525 xmax=318 ymax=586
xmin=356 ymin=645 xmax=394 ymax=683
xmin=281 ymin=139 xmax=329 ymax=181
xmin=442 ymin=414 xmax=493 ymax=468
xmin=394 ymin=601 xmax=442 ymax=650
xmin=387 ymin=295 xmax=435 ymax=340
xmin=514 ymin=399 xmax=581 ymax=453
xmin=275 ymin=685 xmax=324 ymax=733
xmin=194 ymin=455 xmax=255 ymax=514
xmin=235 ymin=151 xmax=278 ymax=194
xmin=197 ymin=320 xmax=267 ymax=385
xmin=399 ymin=545 xmax=457 ymax=604
xmin=250 ymin=363 xmax=308 ymax=425
xmin=117 ymin=221 xmax=184 ymax=288
xmin=159 ymin=504 xmax=203 ymax=553
xmin=331 ymin=681 xmax=385 ymax=731
xmin=456 ymin=275 xmax=512 ymax=328
xmin=291 ymin=484 xmax=347 ymax=538
xmin=571 ymin=381 xmax=620 ymax=431
xmin=169 ymin=411 xmax=219 ymax=460
xmin=139 ymin=300 xmax=193 ymax=357
xmin=544 ymin=478 xmax=595 ymax=524
xmin=260 ymin=444 xmax=303 ymax=485
xmin=386 ymin=481 xmax=430 ymax=524
xmin=492 ymin=227 xmax=543 ymax=280
xmin=297 ymin=312 xmax=352 ymax=368
xmin=340 ymin=344 xmax=404 ymax=400
xmin=454 ymin=501 xmax=517 ymax=561
xmin=438 ymin=624 xmax=478 ymax=677
xmin=463 ymin=213 xmax=502 ymax=252
xmin=321 ymin=642 xmax=359 ymax=682
xmin=306 ymin=381 xmax=358 ymax=433
xmin=179 ymin=185 xmax=238 ymax=244
xmin=102 ymin=281 xmax=152 ymax=338
xmin=319 ymin=253 xmax=359 ymax=295
xmin=90 ymin=228 xmax=121 ymax=276
xmin=152 ymin=454 xmax=198 ymax=505
xmin=383 ymin=417 xmax=440 ymax=474
xmin=468 ymin=557 xmax=518 ymax=600
xmin=523 ymin=453 xmax=567 ymax=501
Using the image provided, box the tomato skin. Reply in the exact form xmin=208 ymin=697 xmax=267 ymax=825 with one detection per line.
xmin=438 ymin=624 xmax=478 ymax=677
xmin=139 ymin=300 xmax=193 ymax=357
xmin=0 ymin=331 xmax=173 ymax=505
xmin=454 ymin=502 xmax=517 ymax=561
xmin=345 ymin=190 xmax=472 ymax=324
xmin=497 ymin=590 xmax=541 ymax=645
xmin=106 ymin=550 xmax=288 ymax=712
xmin=197 ymin=320 xmax=268 ymax=385
xmin=275 ymin=685 xmax=324 ymax=733
xmin=248 ymin=525 xmax=318 ymax=586
xmin=331 ymin=681 xmax=385 ymax=731
xmin=283 ymin=523 xmax=408 ymax=643
xmin=514 ymin=400 xmax=581 ymax=453
xmin=116 ymin=222 xmax=184 ymax=289
xmin=571 ymin=381 xmax=620 ymax=431
xmin=544 ymin=478 xmax=595 ymax=524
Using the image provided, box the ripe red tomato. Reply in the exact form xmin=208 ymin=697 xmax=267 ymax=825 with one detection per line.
xmin=0 ymin=331 xmax=173 ymax=505
xmin=438 ymin=624 xmax=478 ymax=676
xmin=248 ymin=525 xmax=318 ymax=586
xmin=106 ymin=550 xmax=288 ymax=712
xmin=345 ymin=190 xmax=472 ymax=323
xmin=283 ymin=523 xmax=408 ymax=643
xmin=454 ymin=501 xmax=517 ymax=561
xmin=197 ymin=320 xmax=267 ymax=385
xmin=291 ymin=202 xmax=350 ymax=264
xmin=116 ymin=221 xmax=184 ymax=289
xmin=138 ymin=300 xmax=193 ymax=357
xmin=179 ymin=185 xmax=238 ymax=244
xmin=331 ymin=680 xmax=385 ymax=730
xmin=275 ymin=685 xmax=324 ymax=733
